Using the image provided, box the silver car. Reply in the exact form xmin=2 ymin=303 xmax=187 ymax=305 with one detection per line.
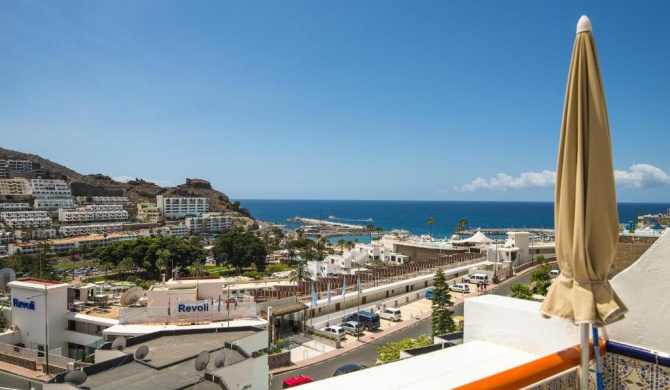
xmin=321 ymin=325 xmax=346 ymax=340
xmin=338 ymin=321 xmax=364 ymax=336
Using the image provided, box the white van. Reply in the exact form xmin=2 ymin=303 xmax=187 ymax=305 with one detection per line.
xmin=550 ymin=270 xmax=560 ymax=278
xmin=464 ymin=274 xmax=489 ymax=284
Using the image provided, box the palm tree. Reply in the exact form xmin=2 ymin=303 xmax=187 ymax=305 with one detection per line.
xmin=455 ymin=218 xmax=468 ymax=233
xmin=156 ymin=249 xmax=171 ymax=279
xmin=192 ymin=260 xmax=203 ymax=278
xmin=289 ymin=262 xmax=312 ymax=283
xmin=375 ymin=226 xmax=383 ymax=238
xmin=366 ymin=224 xmax=375 ymax=237
xmin=426 ymin=218 xmax=436 ymax=238
xmin=337 ymin=239 xmax=346 ymax=255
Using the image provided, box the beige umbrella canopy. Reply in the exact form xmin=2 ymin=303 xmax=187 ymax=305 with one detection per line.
xmin=540 ymin=16 xmax=627 ymax=327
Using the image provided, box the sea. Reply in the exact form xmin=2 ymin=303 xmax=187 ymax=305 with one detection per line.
xmin=237 ymin=200 xmax=670 ymax=243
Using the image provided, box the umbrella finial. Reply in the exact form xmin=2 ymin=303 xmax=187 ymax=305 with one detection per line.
xmin=577 ymin=15 xmax=592 ymax=34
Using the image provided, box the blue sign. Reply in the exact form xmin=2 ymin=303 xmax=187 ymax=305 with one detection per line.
xmin=13 ymin=298 xmax=35 ymax=311
xmin=177 ymin=302 xmax=209 ymax=313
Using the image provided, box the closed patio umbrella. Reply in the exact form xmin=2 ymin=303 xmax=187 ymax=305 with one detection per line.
xmin=539 ymin=15 xmax=627 ymax=389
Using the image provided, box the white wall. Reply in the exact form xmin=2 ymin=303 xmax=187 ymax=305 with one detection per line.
xmin=608 ymin=232 xmax=670 ymax=354
xmin=464 ymin=295 xmax=581 ymax=356
xmin=8 ymin=282 xmax=68 ymax=355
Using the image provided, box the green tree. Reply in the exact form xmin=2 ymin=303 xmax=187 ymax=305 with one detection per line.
xmin=289 ymin=262 xmax=312 ymax=283
xmin=191 ymin=260 xmax=203 ymax=278
xmin=510 ymin=283 xmax=534 ymax=300
xmin=455 ymin=218 xmax=468 ymax=233
xmin=377 ymin=335 xmax=431 ymax=364
xmin=336 ymin=239 xmax=346 ymax=254
xmin=156 ymin=249 xmax=170 ymax=279
xmin=366 ymin=224 xmax=375 ymax=237
xmin=530 ymin=261 xmax=553 ymax=296
xmin=431 ymin=269 xmax=455 ymax=336
xmin=116 ymin=257 xmax=134 ymax=279
xmin=426 ymin=218 xmax=435 ymax=238
xmin=0 ymin=309 xmax=7 ymax=332
xmin=212 ymin=228 xmax=268 ymax=273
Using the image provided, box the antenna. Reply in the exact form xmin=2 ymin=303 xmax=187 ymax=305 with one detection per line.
xmin=119 ymin=287 xmax=144 ymax=306
xmin=134 ymin=345 xmax=149 ymax=360
xmin=63 ymin=370 xmax=87 ymax=386
xmin=194 ymin=351 xmax=210 ymax=372
xmin=213 ymin=352 xmax=226 ymax=368
xmin=111 ymin=336 xmax=126 ymax=351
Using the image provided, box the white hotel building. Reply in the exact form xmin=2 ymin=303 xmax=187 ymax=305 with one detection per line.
xmin=156 ymin=195 xmax=209 ymax=219
xmin=34 ymin=198 xmax=75 ymax=210
xmin=185 ymin=212 xmax=233 ymax=233
xmin=0 ymin=178 xmax=31 ymax=195
xmin=59 ymin=222 xmax=125 ymax=237
xmin=58 ymin=206 xmax=128 ymax=223
xmin=29 ymin=179 xmax=71 ymax=197
xmin=1 ymin=211 xmax=52 ymax=229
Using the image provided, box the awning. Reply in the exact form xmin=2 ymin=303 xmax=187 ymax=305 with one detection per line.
xmin=270 ymin=302 xmax=308 ymax=317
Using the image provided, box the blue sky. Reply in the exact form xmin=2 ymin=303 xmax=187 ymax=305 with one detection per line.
xmin=1 ymin=1 xmax=669 ymax=202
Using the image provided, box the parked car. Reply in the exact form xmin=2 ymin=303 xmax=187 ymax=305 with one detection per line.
xmin=425 ymin=288 xmax=447 ymax=300
xmin=449 ymin=283 xmax=471 ymax=293
xmin=320 ymin=325 xmax=346 ymax=340
xmin=463 ymin=273 xmax=489 ymax=284
xmin=550 ymin=269 xmax=560 ymax=278
xmin=377 ymin=307 xmax=402 ymax=322
xmin=344 ymin=311 xmax=381 ymax=331
xmin=333 ymin=363 xmax=368 ymax=377
xmin=339 ymin=321 xmax=364 ymax=336
xmin=282 ymin=375 xmax=315 ymax=388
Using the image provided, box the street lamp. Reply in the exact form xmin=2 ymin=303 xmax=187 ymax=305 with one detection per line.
xmin=27 ymin=285 xmax=49 ymax=375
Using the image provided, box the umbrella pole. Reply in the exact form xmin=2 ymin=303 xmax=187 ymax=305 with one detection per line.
xmin=580 ymin=323 xmax=590 ymax=389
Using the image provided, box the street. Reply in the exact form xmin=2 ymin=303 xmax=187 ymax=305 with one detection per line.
xmin=270 ymin=271 xmax=533 ymax=389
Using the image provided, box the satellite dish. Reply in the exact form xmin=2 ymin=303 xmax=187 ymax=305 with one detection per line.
xmin=64 ymin=370 xmax=88 ymax=386
xmin=213 ymin=352 xmax=226 ymax=368
xmin=194 ymin=351 xmax=210 ymax=372
xmin=111 ymin=336 xmax=126 ymax=351
xmin=134 ymin=345 xmax=149 ymax=360
xmin=120 ymin=287 xmax=144 ymax=306
xmin=0 ymin=268 xmax=16 ymax=289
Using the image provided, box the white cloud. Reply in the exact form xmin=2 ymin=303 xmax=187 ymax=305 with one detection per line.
xmin=455 ymin=164 xmax=670 ymax=192
xmin=614 ymin=164 xmax=670 ymax=188
xmin=112 ymin=176 xmax=170 ymax=187
xmin=455 ymin=170 xmax=556 ymax=192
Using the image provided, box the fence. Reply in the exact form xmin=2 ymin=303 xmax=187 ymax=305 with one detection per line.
xmin=0 ymin=342 xmax=76 ymax=373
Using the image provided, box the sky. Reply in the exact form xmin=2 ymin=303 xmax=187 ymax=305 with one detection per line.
xmin=1 ymin=1 xmax=670 ymax=202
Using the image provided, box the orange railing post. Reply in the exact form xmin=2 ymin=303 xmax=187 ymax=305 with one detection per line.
xmin=452 ymin=339 xmax=606 ymax=390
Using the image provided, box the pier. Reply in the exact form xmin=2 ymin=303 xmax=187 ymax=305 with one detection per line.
xmin=458 ymin=228 xmax=554 ymax=236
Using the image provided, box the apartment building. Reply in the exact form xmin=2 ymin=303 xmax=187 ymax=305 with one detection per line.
xmin=0 ymin=159 xmax=33 ymax=172
xmin=156 ymin=194 xmax=209 ymax=219
xmin=185 ymin=212 xmax=232 ymax=233
xmin=14 ymin=228 xmax=57 ymax=241
xmin=0 ymin=178 xmax=31 ymax=195
xmin=59 ymin=223 xmax=124 ymax=237
xmin=136 ymin=202 xmax=162 ymax=223
xmin=0 ymin=159 xmax=33 ymax=177
xmin=167 ymin=223 xmax=189 ymax=238
xmin=34 ymin=198 xmax=75 ymax=210
xmin=58 ymin=207 xmax=128 ymax=223
xmin=29 ymin=179 xmax=71 ymax=197
xmin=74 ymin=196 xmax=129 ymax=205
xmin=3 ymin=217 xmax=52 ymax=229
xmin=1 ymin=211 xmax=49 ymax=220
xmin=0 ymin=202 xmax=30 ymax=211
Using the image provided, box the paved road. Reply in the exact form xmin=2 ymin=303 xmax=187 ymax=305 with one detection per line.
xmin=270 ymin=272 xmax=533 ymax=389
xmin=0 ymin=372 xmax=42 ymax=390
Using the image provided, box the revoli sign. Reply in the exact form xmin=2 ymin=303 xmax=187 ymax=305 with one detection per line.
xmin=12 ymin=298 xmax=36 ymax=310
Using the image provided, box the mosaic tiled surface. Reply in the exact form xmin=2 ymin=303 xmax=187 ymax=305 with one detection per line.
xmin=594 ymin=353 xmax=670 ymax=390
xmin=527 ymin=353 xmax=669 ymax=390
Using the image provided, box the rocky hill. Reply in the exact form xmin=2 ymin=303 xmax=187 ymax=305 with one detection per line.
xmin=0 ymin=147 xmax=253 ymax=224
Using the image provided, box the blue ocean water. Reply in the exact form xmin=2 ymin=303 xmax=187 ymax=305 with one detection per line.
xmin=238 ymin=199 xmax=670 ymax=240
